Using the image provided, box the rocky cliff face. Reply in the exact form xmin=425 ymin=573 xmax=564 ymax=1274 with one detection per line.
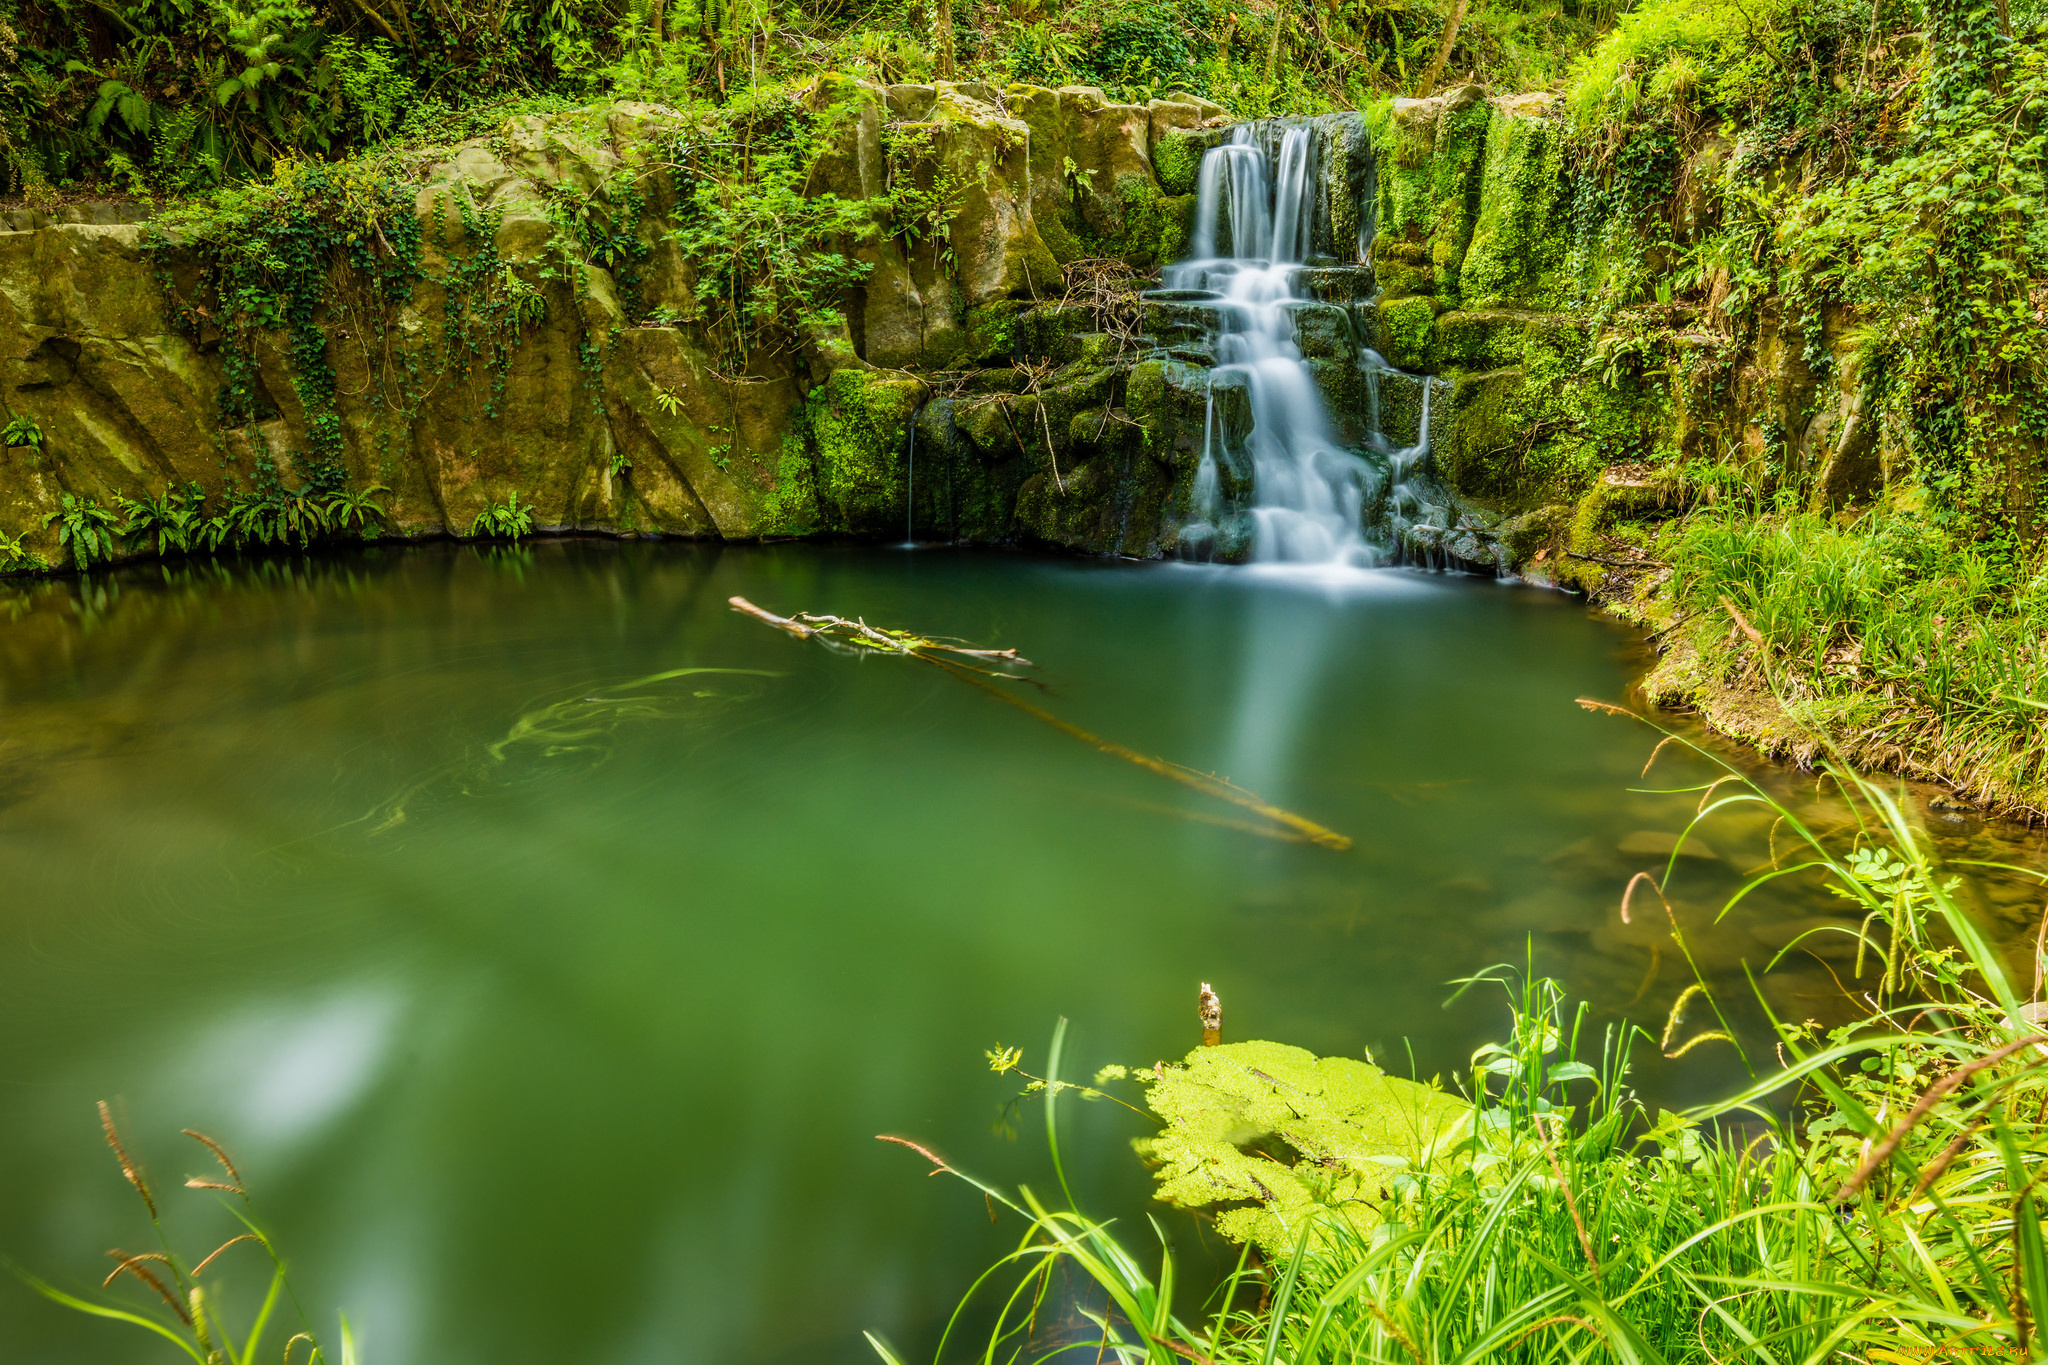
xmin=0 ymin=80 xmax=1227 ymax=566
xmin=1351 ymin=86 xmax=1888 ymax=589
xmin=0 ymin=79 xmax=1877 ymax=577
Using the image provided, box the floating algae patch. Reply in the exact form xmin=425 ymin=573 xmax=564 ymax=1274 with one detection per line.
xmin=366 ymin=666 xmax=781 ymax=831
xmin=487 ymin=667 xmax=783 ymax=764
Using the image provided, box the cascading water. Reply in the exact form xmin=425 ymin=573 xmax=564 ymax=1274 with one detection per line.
xmin=1163 ymin=122 xmax=1442 ymax=568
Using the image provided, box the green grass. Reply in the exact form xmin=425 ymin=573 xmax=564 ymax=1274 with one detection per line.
xmin=876 ymin=711 xmax=2048 ymax=1363
xmin=12 ymin=1113 xmax=357 ymax=1365
xmin=1667 ymin=506 xmax=2048 ymax=812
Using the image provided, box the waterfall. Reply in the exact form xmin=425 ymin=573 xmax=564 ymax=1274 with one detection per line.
xmin=1162 ymin=122 xmax=1440 ymax=569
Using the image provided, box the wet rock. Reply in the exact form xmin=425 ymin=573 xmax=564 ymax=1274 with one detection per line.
xmin=1294 ymin=266 xmax=1377 ymax=306
xmin=1282 ymin=301 xmax=1356 ymax=363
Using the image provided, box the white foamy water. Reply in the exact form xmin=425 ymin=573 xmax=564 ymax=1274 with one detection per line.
xmin=1166 ymin=124 xmax=1438 ymax=568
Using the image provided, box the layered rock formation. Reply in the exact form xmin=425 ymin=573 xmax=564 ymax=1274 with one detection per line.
xmin=1351 ymin=87 xmax=1888 ymax=589
xmin=0 ymin=80 xmax=1227 ymax=565
xmin=0 ymin=80 xmax=1882 ymax=578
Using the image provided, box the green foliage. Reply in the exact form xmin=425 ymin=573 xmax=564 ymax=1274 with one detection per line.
xmin=16 ymin=1113 xmax=352 ymax=1365
xmin=471 ymin=495 xmax=536 ymax=539
xmin=1130 ymin=1040 xmax=1471 ymax=1251
xmin=0 ymin=529 xmax=47 ymax=573
xmin=879 ymin=120 xmax=967 ymax=262
xmin=117 ymin=482 xmax=208 ymax=556
xmin=1671 ymin=507 xmax=2048 ymax=806
xmin=323 ymin=483 xmax=391 ymax=537
xmin=42 ymin=493 xmax=120 ymax=572
xmin=665 ymin=90 xmax=874 ymax=363
xmin=0 ymin=0 xmax=1626 ymax=204
xmin=324 ymin=35 xmax=413 ymax=143
xmin=889 ymin=733 xmax=2048 ymax=1364
xmin=112 ymin=480 xmax=388 ymax=559
xmin=2 ymin=414 xmax=44 ymax=449
xmin=154 ymin=155 xmax=426 ymax=495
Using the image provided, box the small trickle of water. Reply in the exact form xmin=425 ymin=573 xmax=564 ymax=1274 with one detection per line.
xmin=897 ymin=414 xmax=919 ymax=550
xmin=1164 ymin=124 xmax=1439 ymax=568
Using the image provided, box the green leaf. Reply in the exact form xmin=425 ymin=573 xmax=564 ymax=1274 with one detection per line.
xmin=1134 ymin=1040 xmax=1471 ymax=1253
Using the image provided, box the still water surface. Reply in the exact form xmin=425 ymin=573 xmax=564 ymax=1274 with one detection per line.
xmin=1 ymin=544 xmax=2036 ymax=1363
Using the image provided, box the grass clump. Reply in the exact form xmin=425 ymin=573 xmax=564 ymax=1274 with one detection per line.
xmin=875 ymin=716 xmax=2048 ymax=1363
xmin=1665 ymin=506 xmax=2048 ymax=814
xmin=15 ymin=1106 xmax=357 ymax=1364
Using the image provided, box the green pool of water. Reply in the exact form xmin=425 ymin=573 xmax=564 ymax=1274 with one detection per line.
xmin=1 ymin=543 xmax=2038 ymax=1364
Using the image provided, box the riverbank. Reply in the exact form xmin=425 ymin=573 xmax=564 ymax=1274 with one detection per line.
xmin=1546 ymin=502 xmax=2048 ymax=825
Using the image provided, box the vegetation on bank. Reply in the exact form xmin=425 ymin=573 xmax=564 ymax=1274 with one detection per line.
xmin=878 ymin=718 xmax=2048 ymax=1363
xmin=1373 ymin=0 xmax=2048 ymax=816
xmin=16 ymin=1111 xmax=356 ymax=1365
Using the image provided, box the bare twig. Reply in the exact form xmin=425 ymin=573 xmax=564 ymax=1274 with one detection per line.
xmin=1537 ymin=1114 xmax=1602 ymax=1279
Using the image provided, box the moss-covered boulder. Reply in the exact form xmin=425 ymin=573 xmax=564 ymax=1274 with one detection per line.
xmin=1371 ymin=85 xmax=1491 ymax=304
xmin=805 ymin=368 xmax=922 ymax=534
xmin=1008 ymin=84 xmax=1179 ymax=268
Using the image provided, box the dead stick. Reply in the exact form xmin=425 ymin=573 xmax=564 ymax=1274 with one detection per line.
xmin=730 ymin=599 xmax=1349 ymax=849
xmin=729 ymin=595 xmax=816 ymax=638
xmin=925 ymin=656 xmax=1352 ymax=850
xmin=790 ymin=613 xmax=1037 ymax=668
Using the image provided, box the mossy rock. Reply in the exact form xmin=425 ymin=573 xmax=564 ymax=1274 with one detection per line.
xmin=1370 ymin=86 xmax=1491 ymax=304
xmin=1130 ymin=1040 xmax=1470 ymax=1254
xmin=1432 ymin=309 xmax=1575 ymax=371
xmin=1430 ymin=365 xmax=1601 ymax=512
xmin=1285 ymin=301 xmax=1356 ymax=363
xmin=1153 ymin=126 xmax=1209 ymax=196
xmin=1460 ymin=95 xmax=1570 ymax=311
xmin=810 ymin=368 xmax=921 ymax=533
xmin=1496 ymin=503 xmax=1569 ymax=564
xmin=1374 ymin=295 xmax=1440 ymax=370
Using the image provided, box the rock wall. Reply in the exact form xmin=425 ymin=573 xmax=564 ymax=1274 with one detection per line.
xmin=1354 ymin=87 xmax=1888 ymax=587
xmin=0 ymin=79 xmax=1879 ymax=580
xmin=0 ymin=80 xmax=1229 ymax=568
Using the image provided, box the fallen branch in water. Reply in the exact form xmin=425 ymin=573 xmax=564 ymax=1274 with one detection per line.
xmin=730 ymin=596 xmax=1035 ymax=668
xmin=728 ymin=596 xmax=1352 ymax=851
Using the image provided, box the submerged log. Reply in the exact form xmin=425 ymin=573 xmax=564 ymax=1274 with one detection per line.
xmin=729 ymin=596 xmax=1353 ymax=851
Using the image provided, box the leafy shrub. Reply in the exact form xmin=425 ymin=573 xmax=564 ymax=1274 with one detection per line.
xmin=666 ymin=91 xmax=874 ymax=363
xmin=2 ymin=414 xmax=44 ymax=449
xmin=471 ymin=495 xmax=536 ymax=539
xmin=42 ymin=494 xmax=120 ymax=572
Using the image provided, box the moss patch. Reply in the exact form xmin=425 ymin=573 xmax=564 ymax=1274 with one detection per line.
xmin=810 ymin=368 xmax=921 ymax=533
xmin=1460 ymin=106 xmax=1570 ymax=310
xmin=1377 ymin=295 xmax=1439 ymax=369
xmin=1153 ymin=127 xmax=1206 ymax=196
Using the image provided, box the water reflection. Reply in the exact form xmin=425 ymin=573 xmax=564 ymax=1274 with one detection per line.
xmin=0 ymin=543 xmax=2042 ymax=1365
